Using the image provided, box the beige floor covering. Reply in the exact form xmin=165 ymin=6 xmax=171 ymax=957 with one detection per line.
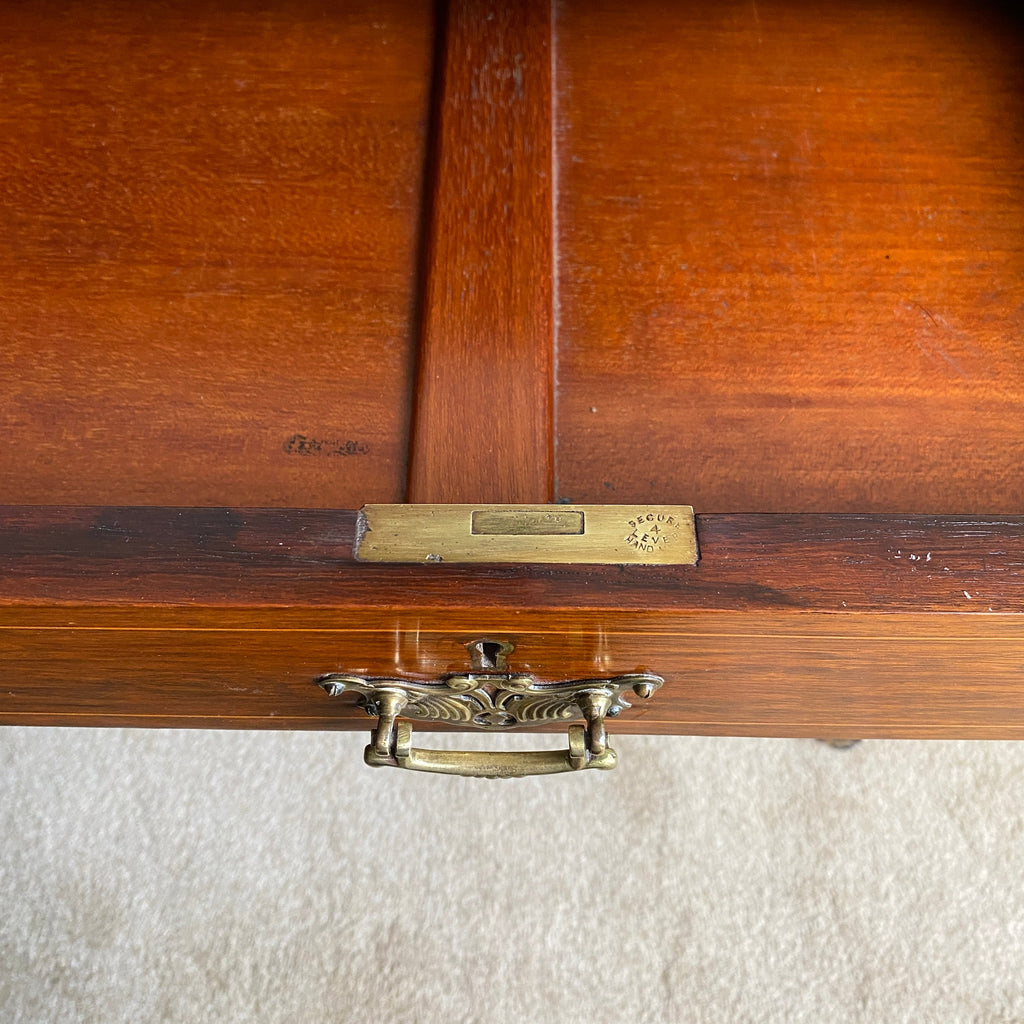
xmin=2 ymin=727 xmax=1024 ymax=1023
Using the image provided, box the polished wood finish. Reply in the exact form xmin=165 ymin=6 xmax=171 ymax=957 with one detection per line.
xmin=4 ymin=613 xmax=1023 ymax=738
xmin=3 ymin=506 xmax=1022 ymax=613
xmin=2 ymin=507 xmax=1022 ymax=736
xmin=2 ymin=2 xmax=1023 ymax=742
xmin=407 ymin=0 xmax=554 ymax=503
xmin=555 ymin=0 xmax=1024 ymax=512
xmin=0 ymin=0 xmax=434 ymax=508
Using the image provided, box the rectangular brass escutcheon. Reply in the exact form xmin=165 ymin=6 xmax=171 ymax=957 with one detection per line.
xmin=355 ymin=504 xmax=698 ymax=565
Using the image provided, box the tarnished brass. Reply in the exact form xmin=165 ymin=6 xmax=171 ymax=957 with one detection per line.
xmin=318 ymin=669 xmax=663 ymax=778
xmin=355 ymin=504 xmax=697 ymax=565
xmin=471 ymin=508 xmax=583 ymax=536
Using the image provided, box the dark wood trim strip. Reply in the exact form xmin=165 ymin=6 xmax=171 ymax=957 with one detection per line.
xmin=1 ymin=507 xmax=1022 ymax=613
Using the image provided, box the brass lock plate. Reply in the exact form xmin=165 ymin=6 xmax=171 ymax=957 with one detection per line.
xmin=354 ymin=504 xmax=698 ymax=565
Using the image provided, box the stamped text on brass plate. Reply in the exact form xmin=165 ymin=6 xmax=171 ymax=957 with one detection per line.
xmin=355 ymin=504 xmax=698 ymax=565
xmin=471 ymin=508 xmax=583 ymax=536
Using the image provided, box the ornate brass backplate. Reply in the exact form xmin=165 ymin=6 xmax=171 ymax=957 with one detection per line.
xmin=318 ymin=670 xmax=663 ymax=778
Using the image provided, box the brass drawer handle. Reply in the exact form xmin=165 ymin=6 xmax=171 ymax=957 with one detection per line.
xmin=380 ymin=720 xmax=612 ymax=778
xmin=318 ymin=671 xmax=662 ymax=778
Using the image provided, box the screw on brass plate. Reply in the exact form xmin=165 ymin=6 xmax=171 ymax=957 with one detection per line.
xmin=466 ymin=639 xmax=514 ymax=671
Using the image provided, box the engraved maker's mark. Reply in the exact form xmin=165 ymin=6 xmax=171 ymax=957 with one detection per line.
xmin=624 ymin=510 xmax=680 ymax=554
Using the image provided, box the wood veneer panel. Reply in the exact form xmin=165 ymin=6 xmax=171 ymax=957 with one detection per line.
xmin=2 ymin=508 xmax=1022 ymax=735
xmin=0 ymin=0 xmax=433 ymax=507
xmin=3 ymin=615 xmax=1024 ymax=737
xmin=554 ymin=0 xmax=1024 ymax=512
xmin=407 ymin=0 xmax=554 ymax=503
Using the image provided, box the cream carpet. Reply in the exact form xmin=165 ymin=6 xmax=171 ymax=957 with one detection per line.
xmin=2 ymin=728 xmax=1024 ymax=1022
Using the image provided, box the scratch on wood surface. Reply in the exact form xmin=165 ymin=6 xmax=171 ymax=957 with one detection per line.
xmin=906 ymin=302 xmax=971 ymax=379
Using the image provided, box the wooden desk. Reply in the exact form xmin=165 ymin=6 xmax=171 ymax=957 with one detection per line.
xmin=2 ymin=0 xmax=1023 ymax=746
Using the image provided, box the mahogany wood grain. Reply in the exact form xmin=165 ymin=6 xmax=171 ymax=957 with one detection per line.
xmin=3 ymin=613 xmax=1023 ymax=738
xmin=2 ymin=507 xmax=1022 ymax=736
xmin=0 ymin=0 xmax=433 ymax=508
xmin=4 ymin=2 xmax=1024 ymax=746
xmin=2 ymin=507 xmax=1023 ymax=613
xmin=554 ymin=0 xmax=1024 ymax=512
xmin=406 ymin=0 xmax=554 ymax=503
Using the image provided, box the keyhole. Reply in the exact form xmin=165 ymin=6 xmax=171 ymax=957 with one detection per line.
xmin=467 ymin=639 xmax=513 ymax=671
